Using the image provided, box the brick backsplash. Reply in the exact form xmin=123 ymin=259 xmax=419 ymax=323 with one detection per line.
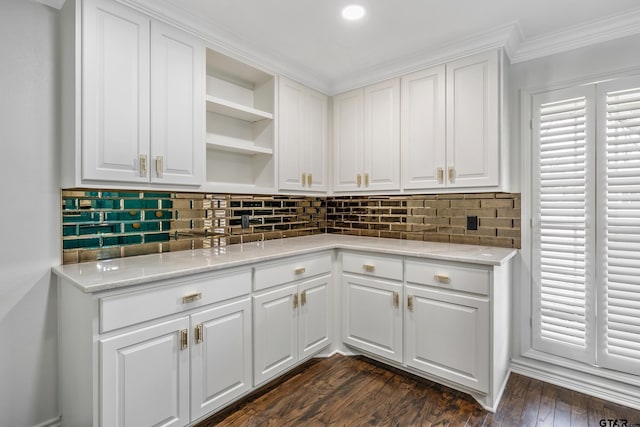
xmin=61 ymin=190 xmax=520 ymax=265
xmin=326 ymin=193 xmax=521 ymax=249
xmin=61 ymin=190 xmax=325 ymax=264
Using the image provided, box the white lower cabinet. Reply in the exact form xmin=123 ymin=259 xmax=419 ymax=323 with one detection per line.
xmin=342 ymin=275 xmax=403 ymax=363
xmin=341 ymin=253 xmax=511 ymax=412
xmin=100 ymin=317 xmax=190 ymax=427
xmin=404 ymin=285 xmax=489 ymax=393
xmin=58 ymin=268 xmax=254 ymax=427
xmin=190 ymin=298 xmax=252 ymax=419
xmin=253 ymin=284 xmax=298 ymax=385
xmin=58 ymin=246 xmax=511 ymax=425
xmin=253 ymin=274 xmax=331 ymax=386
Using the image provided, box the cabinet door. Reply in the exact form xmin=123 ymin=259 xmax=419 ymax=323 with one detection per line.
xmin=342 ymin=274 xmax=403 ymax=363
xmin=405 ymin=285 xmax=489 ymax=393
xmin=303 ymin=88 xmax=328 ymax=191
xmin=190 ymin=298 xmax=252 ymax=420
xmin=151 ymin=21 xmax=204 ymax=186
xmin=278 ymin=77 xmax=305 ymax=190
xmin=333 ymin=89 xmax=364 ymax=191
xmin=401 ymin=66 xmax=446 ymax=190
xmin=100 ymin=317 xmax=189 ymax=427
xmin=299 ymin=275 xmax=331 ymax=359
xmin=253 ymin=284 xmax=298 ymax=386
xmin=82 ymin=0 xmax=150 ymax=183
xmin=364 ymin=78 xmax=400 ymax=191
xmin=446 ymin=50 xmax=499 ymax=188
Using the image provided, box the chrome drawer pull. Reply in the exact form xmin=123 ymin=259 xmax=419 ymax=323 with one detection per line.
xmin=434 ymin=274 xmax=451 ymax=284
xmin=182 ymin=292 xmax=202 ymax=304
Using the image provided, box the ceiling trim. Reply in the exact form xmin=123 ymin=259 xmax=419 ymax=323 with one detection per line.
xmin=510 ymin=6 xmax=640 ymax=64
xmin=34 ymin=0 xmax=66 ymax=9
xmin=119 ymin=0 xmax=332 ymax=93
xmin=328 ymin=22 xmax=522 ymax=94
xmin=119 ymin=0 xmax=640 ymax=94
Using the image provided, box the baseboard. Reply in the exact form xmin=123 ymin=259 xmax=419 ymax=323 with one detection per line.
xmin=33 ymin=416 xmax=62 ymax=427
xmin=315 ymin=347 xmax=359 ymax=358
xmin=511 ymin=357 xmax=640 ymax=410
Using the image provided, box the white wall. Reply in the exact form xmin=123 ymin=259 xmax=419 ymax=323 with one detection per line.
xmin=0 ymin=1 xmax=61 ymax=426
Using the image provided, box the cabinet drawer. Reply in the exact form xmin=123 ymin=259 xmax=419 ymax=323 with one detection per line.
xmin=405 ymin=260 xmax=489 ymax=295
xmin=254 ymin=252 xmax=332 ymax=291
xmin=342 ymin=252 xmax=403 ymax=281
xmin=100 ymin=269 xmax=251 ymax=333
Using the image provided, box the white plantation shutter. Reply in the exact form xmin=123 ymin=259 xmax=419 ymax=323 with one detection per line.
xmin=597 ymin=76 xmax=640 ymax=375
xmin=531 ymin=86 xmax=596 ymax=363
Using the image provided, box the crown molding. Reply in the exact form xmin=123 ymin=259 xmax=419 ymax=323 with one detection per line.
xmin=34 ymin=0 xmax=66 ymax=9
xmin=510 ymin=7 xmax=640 ymax=64
xmin=118 ymin=0 xmax=640 ymax=94
xmin=327 ymin=22 xmax=521 ymax=95
xmin=119 ymin=0 xmax=332 ymax=93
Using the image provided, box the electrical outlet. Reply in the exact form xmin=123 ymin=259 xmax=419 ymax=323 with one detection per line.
xmin=466 ymin=215 xmax=478 ymax=230
xmin=241 ymin=214 xmax=250 ymax=229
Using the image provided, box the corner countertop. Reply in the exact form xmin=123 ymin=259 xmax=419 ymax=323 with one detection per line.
xmin=52 ymin=234 xmax=518 ymax=293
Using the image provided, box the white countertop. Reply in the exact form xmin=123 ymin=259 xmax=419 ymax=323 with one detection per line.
xmin=52 ymin=234 xmax=518 ymax=293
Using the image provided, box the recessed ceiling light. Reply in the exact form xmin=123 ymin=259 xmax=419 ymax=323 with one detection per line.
xmin=342 ymin=4 xmax=366 ymax=21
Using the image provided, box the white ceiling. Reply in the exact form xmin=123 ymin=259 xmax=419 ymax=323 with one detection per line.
xmin=126 ymin=0 xmax=640 ymax=93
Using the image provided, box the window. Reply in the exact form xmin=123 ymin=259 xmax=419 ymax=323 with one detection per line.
xmin=531 ymin=75 xmax=640 ymax=375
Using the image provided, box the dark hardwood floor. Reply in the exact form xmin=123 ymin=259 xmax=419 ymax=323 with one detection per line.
xmin=195 ymin=355 xmax=640 ymax=427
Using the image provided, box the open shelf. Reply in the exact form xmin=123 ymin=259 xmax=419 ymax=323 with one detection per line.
xmin=206 ymin=95 xmax=273 ymax=122
xmin=206 ymin=137 xmax=273 ymax=156
xmin=204 ymin=47 xmax=276 ymax=191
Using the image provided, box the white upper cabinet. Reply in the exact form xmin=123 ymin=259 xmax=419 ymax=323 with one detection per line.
xmin=150 ymin=21 xmax=204 ymax=186
xmin=82 ymin=0 xmax=151 ymax=183
xmin=401 ymin=65 xmax=446 ymax=189
xmin=333 ymin=88 xmax=364 ymax=191
xmin=401 ymin=51 xmax=500 ymax=190
xmin=334 ymin=78 xmax=400 ymax=192
xmin=278 ymin=77 xmax=328 ymax=192
xmin=364 ymin=79 xmax=401 ymax=191
xmin=400 ymin=50 xmax=502 ymax=191
xmin=65 ymin=0 xmax=204 ymax=188
xmin=446 ymin=50 xmax=499 ymax=188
